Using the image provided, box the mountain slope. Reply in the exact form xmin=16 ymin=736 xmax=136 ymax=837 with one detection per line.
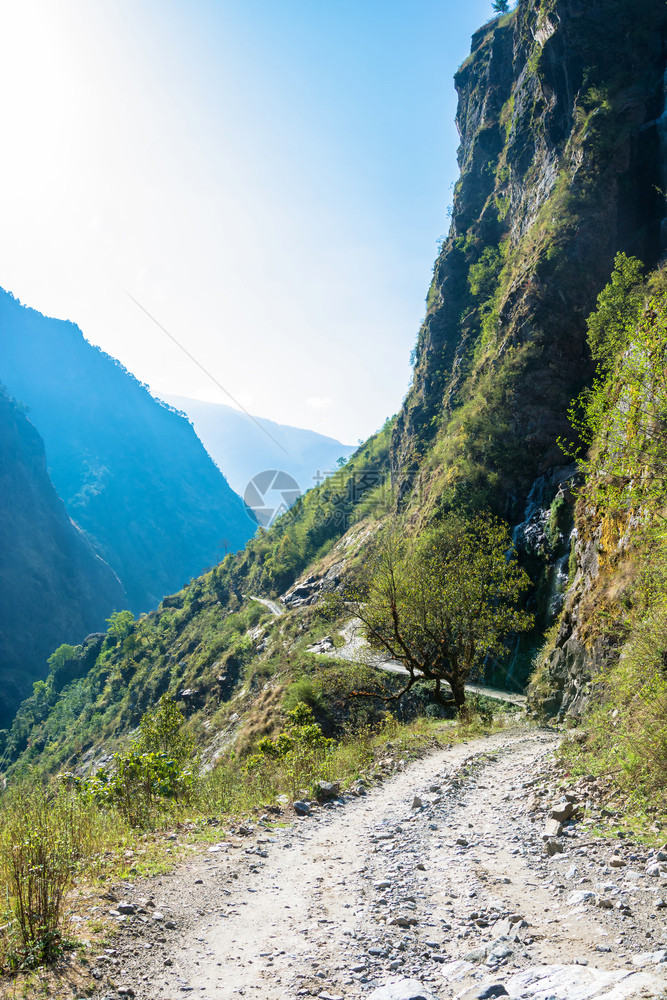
xmin=0 ymin=386 xmax=124 ymax=728
xmin=0 ymin=291 xmax=257 ymax=611
xmin=165 ymin=395 xmax=355 ymax=499
xmin=5 ymin=0 xmax=667 ymax=778
xmin=389 ymin=0 xmax=667 ymax=686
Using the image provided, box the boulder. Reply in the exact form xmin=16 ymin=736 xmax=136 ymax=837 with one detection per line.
xmin=550 ymin=800 xmax=575 ymax=822
xmin=542 ymin=819 xmax=563 ymax=839
xmin=315 ymin=780 xmax=341 ymax=802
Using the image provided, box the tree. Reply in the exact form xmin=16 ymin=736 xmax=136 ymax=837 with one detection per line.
xmin=105 ymin=609 xmax=135 ymax=641
xmin=492 ymin=0 xmax=509 ymax=13
xmin=350 ymin=514 xmax=533 ymax=708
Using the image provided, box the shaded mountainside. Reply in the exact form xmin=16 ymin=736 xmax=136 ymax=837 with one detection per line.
xmin=165 ymin=395 xmax=355 ymax=499
xmin=0 ymin=291 xmax=257 ymax=611
xmin=4 ymin=0 xmax=667 ymax=775
xmin=0 ymin=387 xmax=124 ymax=728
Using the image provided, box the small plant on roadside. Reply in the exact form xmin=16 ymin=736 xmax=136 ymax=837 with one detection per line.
xmin=244 ymin=703 xmax=334 ymax=799
xmin=0 ymin=789 xmax=83 ymax=967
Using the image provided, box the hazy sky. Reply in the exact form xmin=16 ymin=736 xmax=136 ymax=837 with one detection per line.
xmin=0 ymin=0 xmax=497 ymax=444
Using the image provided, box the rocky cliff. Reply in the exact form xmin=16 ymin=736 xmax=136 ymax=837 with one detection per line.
xmin=394 ymin=0 xmax=665 ymax=511
xmin=0 ymin=387 xmax=124 ymax=727
xmin=390 ymin=0 xmax=667 ymax=692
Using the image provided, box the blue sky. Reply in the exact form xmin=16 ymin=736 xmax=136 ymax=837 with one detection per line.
xmin=0 ymin=0 xmax=500 ymax=443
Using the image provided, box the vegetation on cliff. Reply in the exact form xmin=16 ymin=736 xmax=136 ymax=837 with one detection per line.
xmin=543 ymin=256 xmax=667 ymax=811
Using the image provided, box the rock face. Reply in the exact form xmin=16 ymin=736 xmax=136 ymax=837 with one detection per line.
xmin=390 ymin=0 xmax=667 ymax=699
xmin=0 ymin=290 xmax=256 ymax=612
xmin=0 ymin=387 xmax=124 ymax=726
xmin=393 ymin=0 xmax=665 ymax=506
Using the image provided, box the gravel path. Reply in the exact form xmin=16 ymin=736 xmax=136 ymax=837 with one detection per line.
xmin=92 ymin=728 xmax=667 ymax=1000
xmin=247 ymin=597 xmax=284 ymax=617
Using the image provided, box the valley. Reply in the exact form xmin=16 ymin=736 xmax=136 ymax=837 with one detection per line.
xmin=1 ymin=0 xmax=667 ymax=994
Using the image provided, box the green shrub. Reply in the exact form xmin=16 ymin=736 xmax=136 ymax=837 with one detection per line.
xmin=66 ymin=696 xmax=199 ymax=828
xmin=282 ymin=678 xmax=328 ymax=716
xmin=0 ymin=790 xmax=81 ymax=966
xmin=244 ymin=703 xmax=334 ymax=798
xmin=72 ymin=750 xmax=195 ymax=828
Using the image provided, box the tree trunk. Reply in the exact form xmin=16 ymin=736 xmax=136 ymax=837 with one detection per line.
xmin=450 ymin=676 xmax=466 ymax=709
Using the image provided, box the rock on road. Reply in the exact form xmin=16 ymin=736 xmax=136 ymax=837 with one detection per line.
xmin=96 ymin=728 xmax=667 ymax=1000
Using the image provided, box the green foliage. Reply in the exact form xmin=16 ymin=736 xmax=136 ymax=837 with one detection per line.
xmin=351 ymin=514 xmax=533 ymax=707
xmin=311 ymin=592 xmax=346 ymax=623
xmin=282 ymin=678 xmax=328 ymax=716
xmin=560 ymin=549 xmax=667 ymax=810
xmin=492 ymin=0 xmax=509 ymax=11
xmin=72 ymin=750 xmax=195 ymax=828
xmin=105 ymin=609 xmax=135 ymax=640
xmin=66 ymin=696 xmax=198 ymax=828
xmin=134 ymin=694 xmax=198 ymax=767
xmin=554 ymin=261 xmax=667 ymax=812
xmin=467 ymin=246 xmax=503 ymax=301
xmin=0 ymin=789 xmax=87 ymax=967
xmin=1 ymin=591 xmax=272 ymax=780
xmin=586 ymin=252 xmax=644 ymax=371
xmin=573 ymin=278 xmax=667 ymax=521
xmin=546 ymin=494 xmax=569 ymax=550
xmin=244 ymin=703 xmax=334 ymax=797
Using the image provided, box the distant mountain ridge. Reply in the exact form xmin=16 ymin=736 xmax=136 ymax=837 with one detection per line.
xmin=0 ymin=386 xmax=124 ymax=727
xmin=0 ymin=290 xmax=257 ymax=612
xmin=165 ymin=395 xmax=355 ymax=500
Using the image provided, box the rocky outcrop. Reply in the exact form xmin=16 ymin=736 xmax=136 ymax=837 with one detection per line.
xmin=389 ymin=0 xmax=667 ymax=706
xmin=0 ymin=388 xmax=124 ymax=726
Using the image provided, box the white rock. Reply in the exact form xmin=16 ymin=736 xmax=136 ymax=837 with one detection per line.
xmin=566 ymin=890 xmax=595 ymax=907
xmin=632 ymin=950 xmax=667 ymax=966
xmin=505 ymin=963 xmax=667 ymax=1000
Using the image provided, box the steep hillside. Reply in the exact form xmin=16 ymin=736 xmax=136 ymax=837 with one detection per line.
xmin=389 ymin=0 xmax=666 ymax=685
xmin=0 ymin=291 xmax=257 ymax=611
xmin=532 ymin=260 xmax=667 ymax=712
xmin=0 ymin=386 xmax=124 ymax=728
xmin=165 ymin=395 xmax=355 ymax=500
xmin=394 ymin=0 xmax=665 ymax=514
xmin=0 ymin=425 xmax=393 ymax=774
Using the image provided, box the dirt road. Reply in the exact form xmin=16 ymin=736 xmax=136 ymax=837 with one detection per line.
xmin=93 ymin=728 xmax=667 ymax=999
